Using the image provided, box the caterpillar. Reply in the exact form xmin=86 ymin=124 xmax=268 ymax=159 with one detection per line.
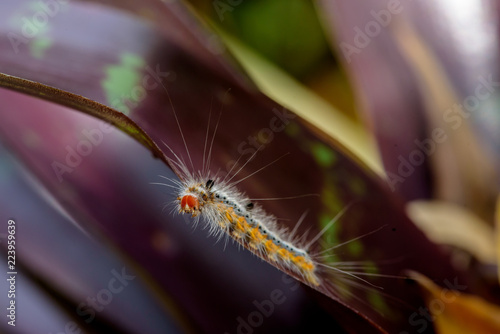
xmin=175 ymin=173 xmax=320 ymax=286
xmin=156 ymin=113 xmax=357 ymax=290
xmin=159 ymin=127 xmax=385 ymax=294
xmin=149 ymin=84 xmax=321 ymax=286
xmin=149 ymin=81 xmax=416 ymax=334
xmin=154 ymin=84 xmax=398 ymax=298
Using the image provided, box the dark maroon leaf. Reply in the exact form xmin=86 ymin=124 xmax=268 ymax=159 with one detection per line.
xmin=0 ymin=140 xmax=182 ymax=333
xmin=0 ymin=1 xmax=484 ymax=333
xmin=0 ymin=89 xmax=343 ymax=333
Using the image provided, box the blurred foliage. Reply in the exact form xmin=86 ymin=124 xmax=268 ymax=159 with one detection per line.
xmin=187 ymin=0 xmax=358 ymax=119
xmin=1 ymin=0 xmax=500 ymax=333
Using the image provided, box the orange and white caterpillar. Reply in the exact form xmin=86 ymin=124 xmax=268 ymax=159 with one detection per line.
xmin=156 ymin=135 xmax=402 ymax=320
xmin=155 ymin=84 xmax=395 ymax=296
xmin=152 ymin=84 xmax=320 ymax=286
xmin=174 ymin=173 xmax=320 ymax=286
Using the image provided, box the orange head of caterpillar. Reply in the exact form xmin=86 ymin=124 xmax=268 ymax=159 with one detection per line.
xmin=179 ymin=194 xmax=200 ymax=216
xmin=177 ymin=179 xmax=214 ymax=217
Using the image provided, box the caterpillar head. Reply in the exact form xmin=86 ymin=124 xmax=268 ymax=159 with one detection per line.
xmin=179 ymin=194 xmax=200 ymax=216
xmin=177 ymin=179 xmax=214 ymax=217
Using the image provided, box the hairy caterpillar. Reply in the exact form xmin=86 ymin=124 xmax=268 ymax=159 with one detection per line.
xmin=156 ymin=115 xmax=363 ymax=291
xmin=173 ymin=172 xmax=320 ymax=286
xmin=153 ymin=84 xmax=399 ymax=300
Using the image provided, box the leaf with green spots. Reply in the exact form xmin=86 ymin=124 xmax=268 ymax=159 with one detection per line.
xmin=310 ymin=141 xmax=338 ymax=167
xmin=102 ymin=53 xmax=147 ymax=115
xmin=30 ymin=36 xmax=52 ymax=58
xmin=367 ymin=291 xmax=391 ymax=316
xmin=347 ymin=239 xmax=363 ymax=257
xmin=0 ymin=73 xmax=169 ymax=168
